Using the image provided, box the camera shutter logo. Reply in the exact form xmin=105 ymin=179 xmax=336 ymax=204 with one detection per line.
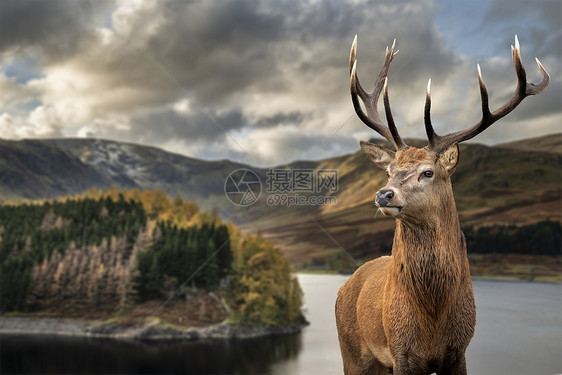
xmin=224 ymin=169 xmax=262 ymax=206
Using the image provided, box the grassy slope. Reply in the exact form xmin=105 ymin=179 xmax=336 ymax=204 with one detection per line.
xmin=498 ymin=133 xmax=562 ymax=154
xmin=252 ymin=137 xmax=561 ymax=264
xmin=0 ymin=139 xmax=115 ymax=200
xmin=0 ymin=135 xmax=560 ymax=265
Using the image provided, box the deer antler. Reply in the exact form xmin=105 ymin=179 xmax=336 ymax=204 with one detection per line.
xmin=425 ymin=35 xmax=550 ymax=154
xmin=350 ymin=36 xmax=408 ymax=150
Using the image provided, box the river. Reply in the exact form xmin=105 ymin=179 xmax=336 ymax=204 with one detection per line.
xmin=1 ymin=274 xmax=561 ymax=374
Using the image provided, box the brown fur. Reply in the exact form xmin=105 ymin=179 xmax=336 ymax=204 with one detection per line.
xmin=394 ymin=147 xmax=429 ymax=165
xmin=336 ymin=145 xmax=476 ymax=375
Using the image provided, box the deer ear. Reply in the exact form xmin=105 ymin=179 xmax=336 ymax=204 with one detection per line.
xmin=438 ymin=143 xmax=459 ymax=175
xmin=360 ymin=140 xmax=395 ymax=170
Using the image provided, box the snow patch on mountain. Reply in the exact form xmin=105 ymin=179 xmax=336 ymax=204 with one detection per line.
xmin=80 ymin=140 xmax=147 ymax=181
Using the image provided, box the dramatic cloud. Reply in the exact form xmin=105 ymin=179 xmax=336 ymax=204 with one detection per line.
xmin=0 ymin=0 xmax=559 ymax=166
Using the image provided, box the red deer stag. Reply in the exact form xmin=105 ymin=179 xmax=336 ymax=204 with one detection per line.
xmin=335 ymin=36 xmax=549 ymax=375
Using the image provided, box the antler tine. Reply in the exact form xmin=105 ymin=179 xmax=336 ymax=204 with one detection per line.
xmin=350 ymin=36 xmax=407 ymax=150
xmin=476 ymin=63 xmax=491 ymax=123
xmin=349 ymin=35 xmax=358 ymax=75
xmin=430 ymin=35 xmax=550 ymax=154
xmin=349 ymin=35 xmax=367 ymax=101
xmin=424 ymin=79 xmax=436 ymax=148
xmin=383 ymin=78 xmax=407 ymax=149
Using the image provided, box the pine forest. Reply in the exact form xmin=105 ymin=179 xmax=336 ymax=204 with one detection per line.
xmin=0 ymin=188 xmax=304 ymax=327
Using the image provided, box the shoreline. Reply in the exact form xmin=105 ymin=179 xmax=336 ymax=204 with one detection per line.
xmin=0 ymin=316 xmax=305 ymax=341
xmin=296 ymin=271 xmax=562 ymax=283
xmin=470 ymin=274 xmax=562 ymax=284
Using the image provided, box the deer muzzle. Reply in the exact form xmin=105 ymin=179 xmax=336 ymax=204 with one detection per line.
xmin=376 ymin=189 xmax=395 ymax=207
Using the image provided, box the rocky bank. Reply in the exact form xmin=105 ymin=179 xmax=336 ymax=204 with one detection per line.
xmin=0 ymin=316 xmax=305 ymax=341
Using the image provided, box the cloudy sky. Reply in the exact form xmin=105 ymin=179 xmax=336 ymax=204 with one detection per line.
xmin=0 ymin=0 xmax=560 ymax=166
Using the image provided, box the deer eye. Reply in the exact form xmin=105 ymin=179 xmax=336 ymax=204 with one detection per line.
xmin=385 ymin=170 xmax=390 ymax=178
xmin=422 ymin=170 xmax=434 ymax=178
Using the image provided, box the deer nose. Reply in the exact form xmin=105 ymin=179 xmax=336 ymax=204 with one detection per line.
xmin=376 ymin=189 xmax=395 ymax=207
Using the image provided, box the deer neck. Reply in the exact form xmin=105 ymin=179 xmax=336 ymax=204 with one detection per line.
xmin=390 ymin=192 xmax=467 ymax=315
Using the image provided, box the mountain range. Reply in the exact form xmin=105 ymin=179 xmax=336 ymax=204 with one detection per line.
xmin=0 ymin=134 xmax=560 ymax=264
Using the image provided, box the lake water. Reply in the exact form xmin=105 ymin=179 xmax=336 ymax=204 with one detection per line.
xmin=1 ymin=274 xmax=561 ymax=374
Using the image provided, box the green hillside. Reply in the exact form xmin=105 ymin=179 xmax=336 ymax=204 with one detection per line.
xmin=0 ymin=135 xmax=560 ymax=267
xmin=0 ymin=139 xmax=115 ymax=200
xmin=255 ymin=138 xmax=561 ymax=265
xmin=498 ymin=133 xmax=562 ymax=154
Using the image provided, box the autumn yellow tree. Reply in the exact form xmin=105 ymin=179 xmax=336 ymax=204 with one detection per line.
xmin=231 ymin=232 xmax=303 ymax=326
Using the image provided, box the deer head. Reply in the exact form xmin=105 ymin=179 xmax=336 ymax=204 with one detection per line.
xmin=361 ymin=141 xmax=460 ymax=226
xmin=351 ymin=35 xmax=550 ymax=225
